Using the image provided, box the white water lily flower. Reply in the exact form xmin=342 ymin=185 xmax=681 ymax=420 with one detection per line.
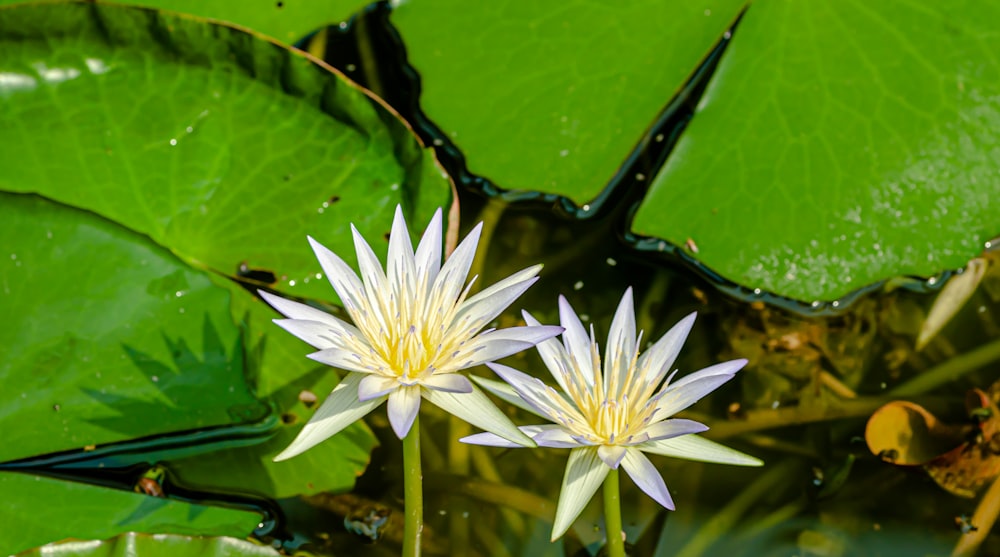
xmin=261 ymin=206 xmax=562 ymax=461
xmin=462 ymin=288 xmax=763 ymax=540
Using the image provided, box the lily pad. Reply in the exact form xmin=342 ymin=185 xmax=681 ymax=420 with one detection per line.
xmin=390 ymin=0 xmax=745 ymax=200
xmin=109 ymin=0 xmax=367 ymax=45
xmin=0 ymin=471 xmax=262 ymax=555
xmin=0 ymin=194 xmax=262 ymax=463
xmin=633 ymin=0 xmax=1000 ymax=302
xmin=168 ymin=286 xmax=377 ymax=499
xmin=0 ymin=1 xmax=451 ymax=303
xmin=22 ymin=533 xmax=280 ymax=557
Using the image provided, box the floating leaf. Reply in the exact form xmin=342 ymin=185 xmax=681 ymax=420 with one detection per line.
xmin=0 ymin=472 xmax=261 ymax=555
xmin=634 ymin=0 xmax=1000 ymax=302
xmin=0 ymin=194 xmax=262 ymax=462
xmin=390 ymin=0 xmax=745 ymax=200
xmin=20 ymin=532 xmax=280 ymax=557
xmin=0 ymin=1 xmax=452 ymax=302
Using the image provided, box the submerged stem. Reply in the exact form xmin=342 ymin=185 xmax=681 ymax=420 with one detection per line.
xmin=403 ymin=414 xmax=423 ymax=557
xmin=603 ymin=468 xmax=626 ymax=557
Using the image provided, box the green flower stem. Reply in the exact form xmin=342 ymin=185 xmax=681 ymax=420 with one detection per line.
xmin=603 ymin=468 xmax=626 ymax=557
xmin=403 ymin=414 xmax=423 ymax=557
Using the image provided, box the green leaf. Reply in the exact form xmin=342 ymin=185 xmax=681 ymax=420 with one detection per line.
xmin=0 ymin=471 xmax=261 ymax=555
xmin=168 ymin=369 xmax=376 ymax=498
xmin=110 ymin=0 xmax=367 ymax=45
xmin=390 ymin=0 xmax=744 ymax=201
xmin=0 ymin=193 xmax=263 ymax=463
xmin=22 ymin=533 xmax=281 ymax=557
xmin=633 ymin=0 xmax=1000 ymax=302
xmin=0 ymin=1 xmax=452 ymax=303
xmin=168 ymin=283 xmax=378 ymax=499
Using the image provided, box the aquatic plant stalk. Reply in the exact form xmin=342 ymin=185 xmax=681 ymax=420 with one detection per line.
xmin=602 ymin=468 xmax=626 ymax=557
xmin=403 ymin=414 xmax=423 ymax=557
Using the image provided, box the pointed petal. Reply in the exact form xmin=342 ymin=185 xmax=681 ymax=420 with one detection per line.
xmin=469 ymin=374 xmax=547 ymax=419
xmin=523 ymin=310 xmax=577 ymax=395
xmin=452 ymin=265 xmax=541 ymax=334
xmin=486 ymin=362 xmax=573 ymax=424
xmin=259 ymin=290 xmax=337 ymax=323
xmin=413 ymin=208 xmax=443 ymax=291
xmin=387 ymin=386 xmax=422 ymax=439
xmin=431 ymin=222 xmax=482 ymax=307
xmin=551 ymin=447 xmax=609 ymax=541
xmin=637 ymin=312 xmax=696 ymax=385
xmin=532 ymin=424 xmax=587 ymax=448
xmin=642 ymin=418 xmax=709 ymax=442
xmin=597 ymin=444 xmax=628 ymax=469
xmin=274 ymin=373 xmax=381 ymax=461
xmin=460 ymin=424 xmax=579 ymax=448
xmin=272 ymin=317 xmax=364 ymax=351
xmin=423 ymin=382 xmax=535 ymax=447
xmin=445 ymin=325 xmax=563 ymax=371
xmin=386 ymin=205 xmax=416 ymax=292
xmin=604 ymin=288 xmax=636 ymax=395
xmin=621 ymin=449 xmax=674 ymax=509
xmin=639 ymin=434 xmax=763 ymax=466
xmin=558 ymin=296 xmax=595 ymax=386
xmin=358 ymin=374 xmax=399 ymax=401
xmin=307 ymin=347 xmax=374 ymax=374
xmin=460 ymin=431 xmax=524 ymax=448
xmin=655 ymin=359 xmax=746 ymax=416
xmin=306 ymin=237 xmax=366 ymax=317
xmin=421 ymin=373 xmax=473 ymax=393
xmin=350 ymin=224 xmax=389 ymax=301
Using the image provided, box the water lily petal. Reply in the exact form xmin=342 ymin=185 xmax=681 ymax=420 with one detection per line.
xmin=552 ymin=447 xmax=609 ymax=541
xmin=387 ymin=385 xmax=422 ymax=439
xmin=523 ymin=310 xmax=577 ymax=394
xmin=358 ymin=374 xmax=399 ymax=401
xmin=413 ymin=208 xmax=443 ymax=293
xmin=307 ymin=347 xmax=374 ymax=374
xmin=486 ymin=362 xmax=567 ymax=423
xmin=272 ymin=317 xmax=364 ymax=351
xmin=558 ymin=296 xmax=595 ymax=385
xmin=621 ymin=449 xmax=674 ymax=509
xmin=423 ymin=382 xmax=535 ymax=447
xmin=604 ymin=287 xmax=636 ymax=396
xmin=274 ymin=372 xmax=382 ymax=461
xmin=643 ymin=418 xmax=709 ymax=442
xmin=460 ymin=424 xmax=577 ymax=448
xmin=259 ymin=290 xmax=335 ymax=323
xmin=637 ymin=312 xmax=696 ymax=385
xmin=452 ymin=265 xmax=541 ymax=334
xmin=387 ymin=205 xmax=417 ymax=294
xmin=421 ymin=372 xmax=473 ymax=394
xmin=447 ymin=325 xmax=563 ymax=370
xmin=460 ymin=431 xmax=523 ymax=448
xmin=654 ymin=359 xmax=746 ymax=416
xmin=306 ymin=237 xmax=366 ymax=317
xmin=469 ymin=375 xmax=547 ymax=419
xmin=431 ymin=222 xmax=482 ymax=308
xmin=640 ymin=434 xmax=763 ymax=466
xmin=532 ymin=424 xmax=586 ymax=448
xmin=350 ymin=224 xmax=390 ymax=319
xmin=598 ymin=444 xmax=627 ymax=469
